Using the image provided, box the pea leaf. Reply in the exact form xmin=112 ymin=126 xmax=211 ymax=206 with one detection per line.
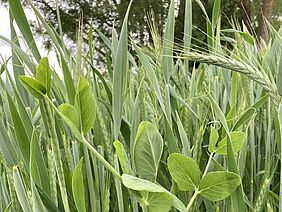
xmin=72 ymin=158 xmax=86 ymax=212
xmin=113 ymin=140 xmax=134 ymax=175
xmin=19 ymin=76 xmax=46 ymax=99
xmin=58 ymin=103 xmax=80 ymax=130
xmin=122 ymin=174 xmax=186 ymax=212
xmin=75 ymin=76 xmax=96 ymax=134
xmin=199 ymin=171 xmax=241 ymax=201
xmin=36 ymin=57 xmax=51 ymax=93
xmin=141 ymin=192 xmax=172 ymax=212
xmin=167 ymin=153 xmax=201 ymax=191
xmin=208 ymin=126 xmax=219 ymax=153
xmin=133 ymin=121 xmax=163 ymax=182
xmin=215 ymin=131 xmax=246 ymax=154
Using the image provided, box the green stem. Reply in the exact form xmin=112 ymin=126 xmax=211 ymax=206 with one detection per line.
xmin=187 ymin=152 xmax=214 ymax=210
xmin=203 ymin=152 xmax=214 ymax=177
xmin=42 ymin=97 xmax=70 ymax=212
xmin=186 ymin=189 xmax=199 ymax=211
xmin=278 ymin=104 xmax=282 ymax=211
xmin=46 ymin=96 xmax=121 ymax=181
xmin=81 ymin=136 xmax=121 ymax=180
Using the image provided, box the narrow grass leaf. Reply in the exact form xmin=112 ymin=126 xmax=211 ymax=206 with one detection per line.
xmin=6 ymin=91 xmax=30 ymax=167
xmin=13 ymin=167 xmax=32 ymax=212
xmin=277 ymin=50 xmax=282 ymax=96
xmin=9 ymin=0 xmax=41 ymax=62
xmin=162 ymin=0 xmax=175 ymax=82
xmin=112 ymin=0 xmax=132 ymax=139
xmin=72 ymin=158 xmax=86 ymax=212
xmin=31 ymin=181 xmax=46 ymax=212
xmin=232 ymin=108 xmax=256 ymax=131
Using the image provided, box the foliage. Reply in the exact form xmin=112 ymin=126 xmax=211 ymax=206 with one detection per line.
xmin=0 ymin=0 xmax=281 ymax=211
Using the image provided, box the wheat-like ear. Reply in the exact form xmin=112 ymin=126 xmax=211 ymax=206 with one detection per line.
xmin=180 ymin=51 xmax=279 ymax=104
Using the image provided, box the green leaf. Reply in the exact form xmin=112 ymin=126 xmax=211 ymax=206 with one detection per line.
xmin=6 ymin=91 xmax=30 ymax=167
xmin=122 ymin=174 xmax=166 ymax=193
xmin=232 ymin=107 xmax=256 ymax=131
xmin=175 ymin=111 xmax=190 ymax=156
xmin=36 ymin=57 xmax=51 ymax=93
xmin=141 ymin=192 xmax=172 ymax=212
xmin=133 ymin=121 xmax=163 ymax=182
xmin=221 ymin=29 xmax=254 ymax=45
xmin=167 ymin=153 xmax=201 ymax=191
xmin=252 ymin=94 xmax=268 ymax=110
xmin=9 ymin=0 xmax=41 ymax=62
xmin=162 ymin=0 xmax=175 ymax=82
xmin=212 ymin=0 xmax=221 ymax=27
xmin=72 ymin=158 xmax=86 ymax=212
xmin=31 ymin=181 xmax=46 ymax=212
xmin=199 ymin=171 xmax=241 ymax=201
xmin=112 ymin=1 xmax=132 ymax=139
xmin=58 ymin=103 xmax=80 ymax=130
xmin=208 ymin=93 xmax=229 ymax=134
xmin=122 ymin=174 xmax=186 ymax=212
xmin=277 ymin=50 xmax=282 ymax=96
xmin=208 ymin=126 xmax=219 ymax=153
xmin=215 ymin=131 xmax=246 ymax=155
xmin=0 ymin=120 xmax=19 ymax=165
xmin=19 ymin=76 xmax=46 ymax=99
xmin=75 ymin=76 xmax=96 ymax=134
xmin=13 ymin=167 xmax=33 ymax=212
xmin=113 ymin=140 xmax=134 ymax=175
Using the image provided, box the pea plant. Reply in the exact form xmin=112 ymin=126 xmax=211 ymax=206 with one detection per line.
xmin=0 ymin=0 xmax=281 ymax=211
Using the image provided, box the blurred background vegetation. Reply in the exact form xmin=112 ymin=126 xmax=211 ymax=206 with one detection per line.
xmin=1 ymin=0 xmax=282 ymax=53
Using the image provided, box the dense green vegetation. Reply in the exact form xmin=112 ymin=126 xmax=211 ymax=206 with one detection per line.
xmin=0 ymin=0 xmax=282 ymax=211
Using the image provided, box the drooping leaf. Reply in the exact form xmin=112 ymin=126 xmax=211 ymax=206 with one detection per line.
xmin=19 ymin=76 xmax=46 ymax=99
xmin=122 ymin=174 xmax=186 ymax=212
xmin=133 ymin=121 xmax=163 ymax=182
xmin=167 ymin=153 xmax=201 ymax=191
xmin=199 ymin=171 xmax=241 ymax=201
